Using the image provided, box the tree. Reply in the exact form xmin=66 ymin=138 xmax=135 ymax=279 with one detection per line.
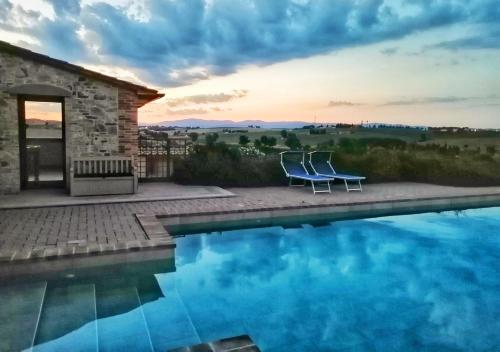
xmin=189 ymin=132 xmax=199 ymax=142
xmin=285 ymin=133 xmax=302 ymax=150
xmin=254 ymin=139 xmax=262 ymax=148
xmin=205 ymin=132 xmax=219 ymax=147
xmin=239 ymin=135 xmax=250 ymax=146
xmin=280 ymin=130 xmax=288 ymax=138
xmin=259 ymin=135 xmax=277 ymax=147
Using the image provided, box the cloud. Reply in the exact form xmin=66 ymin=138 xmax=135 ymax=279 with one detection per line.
xmin=211 ymin=106 xmax=231 ymax=112
xmin=166 ymin=90 xmax=248 ymax=107
xmin=382 ymin=96 xmax=485 ymax=106
xmin=328 ymin=100 xmax=361 ymax=107
xmin=1 ymin=0 xmax=500 ymax=86
xmin=167 ymin=107 xmax=208 ymax=115
xmin=0 ymin=1 xmax=41 ymax=30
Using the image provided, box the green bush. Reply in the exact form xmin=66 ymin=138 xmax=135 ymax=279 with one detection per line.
xmin=173 ymin=144 xmax=286 ymax=187
xmin=333 ymin=148 xmax=500 ymax=186
xmin=285 ymin=133 xmax=302 ymax=150
xmin=173 ymin=137 xmax=500 ymax=187
xmin=239 ymin=135 xmax=250 ymax=145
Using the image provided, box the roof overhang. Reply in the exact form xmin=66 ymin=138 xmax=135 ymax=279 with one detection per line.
xmin=137 ymin=92 xmax=165 ymax=107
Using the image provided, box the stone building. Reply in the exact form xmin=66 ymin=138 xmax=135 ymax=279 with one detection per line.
xmin=0 ymin=40 xmax=163 ymax=194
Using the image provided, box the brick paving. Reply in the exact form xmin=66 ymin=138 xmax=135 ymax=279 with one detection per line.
xmin=1 ymin=182 xmax=500 ymax=262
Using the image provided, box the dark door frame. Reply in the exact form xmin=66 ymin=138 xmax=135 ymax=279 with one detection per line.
xmin=18 ymin=95 xmax=66 ymax=189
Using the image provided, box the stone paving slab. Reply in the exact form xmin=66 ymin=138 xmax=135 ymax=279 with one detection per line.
xmin=0 ymin=183 xmax=235 ymax=209
xmin=0 ymin=183 xmax=499 ymax=265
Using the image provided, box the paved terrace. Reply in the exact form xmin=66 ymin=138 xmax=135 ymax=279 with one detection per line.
xmin=1 ymin=182 xmax=500 ymax=264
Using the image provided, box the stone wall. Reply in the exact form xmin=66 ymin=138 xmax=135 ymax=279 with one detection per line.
xmin=0 ymin=89 xmax=19 ymax=194
xmin=0 ymin=51 xmax=140 ymax=194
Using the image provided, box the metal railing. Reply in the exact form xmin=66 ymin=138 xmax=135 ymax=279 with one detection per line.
xmin=138 ymin=134 xmax=189 ymax=181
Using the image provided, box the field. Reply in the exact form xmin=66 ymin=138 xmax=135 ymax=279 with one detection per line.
xmin=185 ymin=126 xmax=500 ymax=151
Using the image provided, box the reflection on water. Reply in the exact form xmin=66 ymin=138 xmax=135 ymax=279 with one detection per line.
xmin=0 ymin=208 xmax=499 ymax=352
xmin=173 ymin=207 xmax=500 ymax=351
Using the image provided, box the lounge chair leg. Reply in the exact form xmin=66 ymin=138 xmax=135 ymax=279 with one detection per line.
xmin=311 ymin=181 xmax=331 ymax=194
xmin=289 ymin=178 xmax=306 ymax=187
xmin=344 ymin=179 xmax=363 ymax=192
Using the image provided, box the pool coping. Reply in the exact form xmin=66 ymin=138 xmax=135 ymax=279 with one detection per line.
xmin=1 ymin=192 xmax=499 ymax=276
xmin=155 ymin=193 xmax=500 ymax=236
xmin=0 ymin=244 xmax=176 ymax=279
xmin=0 ymin=235 xmax=175 ymax=263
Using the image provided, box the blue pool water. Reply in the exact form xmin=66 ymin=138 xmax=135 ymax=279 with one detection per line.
xmin=1 ymin=207 xmax=500 ymax=351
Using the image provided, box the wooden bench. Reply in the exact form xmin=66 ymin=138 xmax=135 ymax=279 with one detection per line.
xmin=70 ymin=157 xmax=138 ymax=196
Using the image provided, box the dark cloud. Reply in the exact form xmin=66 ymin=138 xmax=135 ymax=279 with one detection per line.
xmin=380 ymin=47 xmax=398 ymax=55
xmin=328 ymin=100 xmax=361 ymax=107
xmin=36 ymin=18 xmax=88 ymax=62
xmin=1 ymin=0 xmax=499 ymax=86
xmin=428 ymin=29 xmax=500 ymax=50
xmin=166 ymin=90 xmax=248 ymax=107
xmin=47 ymin=0 xmax=81 ymax=16
xmin=0 ymin=0 xmax=13 ymax=22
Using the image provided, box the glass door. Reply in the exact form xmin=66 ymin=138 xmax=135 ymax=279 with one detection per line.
xmin=20 ymin=98 xmax=65 ymax=188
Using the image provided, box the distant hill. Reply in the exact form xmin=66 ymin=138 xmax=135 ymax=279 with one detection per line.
xmin=149 ymin=118 xmax=316 ymax=129
xmin=26 ymin=118 xmax=61 ymax=127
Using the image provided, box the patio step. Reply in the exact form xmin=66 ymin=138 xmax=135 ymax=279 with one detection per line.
xmin=0 ymin=281 xmax=47 ymax=352
xmin=95 ymin=285 xmax=154 ymax=352
xmin=32 ymin=283 xmax=98 ymax=352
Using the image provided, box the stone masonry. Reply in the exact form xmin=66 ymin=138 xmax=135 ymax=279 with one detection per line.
xmin=0 ymin=42 xmax=162 ymax=194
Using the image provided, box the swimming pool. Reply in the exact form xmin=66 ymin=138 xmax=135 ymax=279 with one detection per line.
xmin=1 ymin=207 xmax=499 ymax=351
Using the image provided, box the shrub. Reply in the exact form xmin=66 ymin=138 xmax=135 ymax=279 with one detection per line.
xmin=188 ymin=132 xmax=199 ymax=142
xmin=173 ymin=144 xmax=286 ymax=187
xmin=239 ymin=135 xmax=250 ymax=145
xmin=173 ymin=137 xmax=500 ymax=187
xmin=309 ymin=128 xmax=327 ymax=135
xmin=205 ymin=133 xmax=219 ymax=147
xmin=285 ymin=133 xmax=302 ymax=150
xmin=259 ymin=135 xmax=277 ymax=147
xmin=332 ymin=148 xmax=500 ymax=186
xmin=486 ymin=145 xmax=496 ymax=155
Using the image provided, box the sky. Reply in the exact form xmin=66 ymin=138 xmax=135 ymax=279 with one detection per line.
xmin=1 ymin=0 xmax=499 ymax=128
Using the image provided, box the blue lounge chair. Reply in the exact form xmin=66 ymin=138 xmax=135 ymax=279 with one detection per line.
xmin=280 ymin=151 xmax=333 ymax=194
xmin=308 ymin=151 xmax=366 ymax=192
